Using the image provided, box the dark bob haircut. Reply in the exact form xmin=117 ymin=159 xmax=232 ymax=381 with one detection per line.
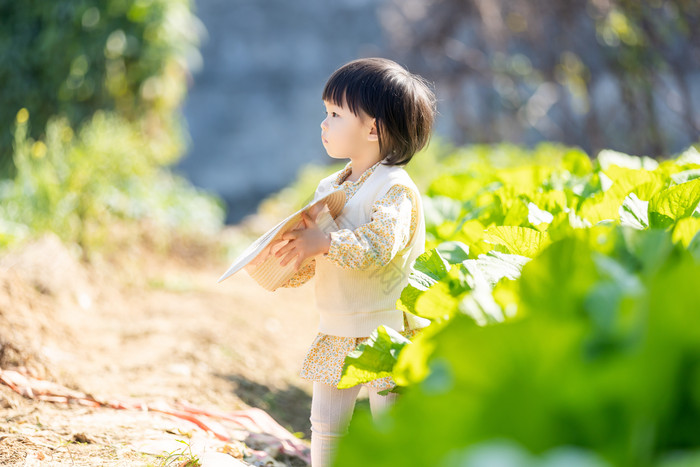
xmin=322 ymin=57 xmax=437 ymax=167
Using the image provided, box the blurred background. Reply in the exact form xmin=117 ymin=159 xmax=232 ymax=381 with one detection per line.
xmin=2 ymin=0 xmax=698 ymax=228
xmin=181 ymin=0 xmax=700 ymax=223
xmin=177 ymin=0 xmax=700 ymax=223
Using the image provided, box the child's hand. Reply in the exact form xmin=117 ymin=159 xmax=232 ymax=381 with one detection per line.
xmin=275 ymin=211 xmax=332 ymax=271
xmin=248 ymin=237 xmax=287 ymax=267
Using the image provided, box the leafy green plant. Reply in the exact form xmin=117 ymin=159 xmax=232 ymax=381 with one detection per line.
xmin=0 ymin=109 xmax=224 ymax=254
xmin=0 ymin=0 xmax=201 ymax=174
xmin=331 ymin=143 xmax=700 ymax=466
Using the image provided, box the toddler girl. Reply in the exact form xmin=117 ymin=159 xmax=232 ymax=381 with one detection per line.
xmin=273 ymin=57 xmax=436 ymax=467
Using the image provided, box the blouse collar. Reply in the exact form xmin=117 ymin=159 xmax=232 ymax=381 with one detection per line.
xmin=334 ymin=160 xmax=382 ymax=187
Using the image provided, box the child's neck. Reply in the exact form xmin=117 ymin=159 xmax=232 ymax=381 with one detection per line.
xmin=346 ymin=156 xmax=382 ymax=182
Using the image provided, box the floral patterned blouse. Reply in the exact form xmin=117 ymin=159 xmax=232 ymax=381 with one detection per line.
xmin=280 ymin=159 xmax=421 ymax=390
xmin=281 ymin=159 xmax=418 ymax=286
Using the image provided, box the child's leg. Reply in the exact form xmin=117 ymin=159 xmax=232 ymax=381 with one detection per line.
xmin=310 ymin=381 xmax=362 ymax=467
xmin=367 ymin=386 xmax=398 ymax=419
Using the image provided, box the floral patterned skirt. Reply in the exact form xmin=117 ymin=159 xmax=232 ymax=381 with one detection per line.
xmin=299 ymin=314 xmax=420 ymax=392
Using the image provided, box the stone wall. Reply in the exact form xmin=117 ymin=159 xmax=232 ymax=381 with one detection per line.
xmin=175 ymin=0 xmax=388 ymax=223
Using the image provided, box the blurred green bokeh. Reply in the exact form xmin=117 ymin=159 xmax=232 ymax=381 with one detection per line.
xmin=0 ymin=0 xmax=201 ymax=175
xmin=0 ymin=1 xmax=224 ymax=256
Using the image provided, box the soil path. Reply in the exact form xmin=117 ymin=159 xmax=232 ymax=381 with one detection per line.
xmin=0 ymin=232 xmax=322 ymax=466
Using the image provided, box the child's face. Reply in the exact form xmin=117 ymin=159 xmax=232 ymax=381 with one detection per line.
xmin=320 ymin=99 xmax=377 ymax=160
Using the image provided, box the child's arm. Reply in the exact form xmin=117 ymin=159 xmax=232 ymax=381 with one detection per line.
xmin=323 ymin=185 xmax=418 ymax=270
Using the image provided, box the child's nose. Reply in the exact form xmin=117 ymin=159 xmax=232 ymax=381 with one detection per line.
xmin=320 ymin=118 xmax=328 ymax=130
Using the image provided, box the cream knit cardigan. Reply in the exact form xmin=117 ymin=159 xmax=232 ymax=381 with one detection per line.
xmin=311 ymin=162 xmax=427 ymax=337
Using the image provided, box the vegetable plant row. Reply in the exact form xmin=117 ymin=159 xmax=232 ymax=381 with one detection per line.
xmin=335 ymin=144 xmax=700 ymax=467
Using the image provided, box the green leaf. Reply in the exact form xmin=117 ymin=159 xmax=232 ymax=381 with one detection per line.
xmin=598 ymin=149 xmax=658 ymax=171
xmin=465 ymin=250 xmax=530 ymax=287
xmin=399 ymin=248 xmax=469 ymax=326
xmin=675 ymin=146 xmax=700 ymax=167
xmin=459 ymin=261 xmax=504 ymax=326
xmin=619 ymin=192 xmax=648 ymax=230
xmin=338 ymin=325 xmax=410 ymax=389
xmin=409 ymin=248 xmax=451 ymax=290
xmin=689 ymin=232 xmax=700 ymax=262
xmin=648 ymin=179 xmax=700 ymax=229
xmin=414 ymin=274 xmax=463 ymax=320
xmin=578 ymin=191 xmax=620 ymax=225
xmin=519 ymin=236 xmax=601 ymax=318
xmin=427 ymin=174 xmax=490 ymax=201
xmin=582 ymin=253 xmax=644 ymax=358
xmin=502 ymin=198 xmax=530 ymax=226
xmin=527 ymin=202 xmax=554 ymax=226
xmin=484 ymin=226 xmax=550 ymax=258
xmin=562 ymin=147 xmax=594 ymax=176
xmin=620 ymin=227 xmax=675 ymax=275
xmin=672 ymin=217 xmax=700 ymax=248
xmin=456 ymin=219 xmax=490 ymax=256
xmin=398 ymin=249 xmax=451 ymax=316
xmin=423 ymin=195 xmax=464 ymax=228
xmin=436 ymin=241 xmax=470 ymax=264
xmin=670 ymin=169 xmax=700 ymax=185
xmin=396 ymin=284 xmax=424 ymax=316
xmin=529 ymin=190 xmax=569 ymax=214
xmin=579 ymin=167 xmax=665 ymax=225
xmin=603 ymin=166 xmax=665 ymax=199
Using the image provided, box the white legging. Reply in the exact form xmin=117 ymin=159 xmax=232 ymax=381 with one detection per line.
xmin=310 ymin=381 xmax=398 ymax=467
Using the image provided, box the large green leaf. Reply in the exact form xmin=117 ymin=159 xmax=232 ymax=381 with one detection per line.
xmin=619 ymin=192 xmax=649 ymax=230
xmin=435 ymin=241 xmax=470 ymax=265
xmin=413 ymin=267 xmax=466 ymax=320
xmin=338 ymin=325 xmax=411 ymax=389
xmin=519 ymin=236 xmax=601 ymax=318
xmin=603 ymin=165 xmax=665 ymax=198
xmin=578 ymin=168 xmax=665 ymax=225
xmin=423 ymin=195 xmax=464 ymax=228
xmin=409 ymin=248 xmax=451 ymax=289
xmin=459 ymin=261 xmax=505 ymax=325
xmin=619 ymin=227 xmax=675 ymax=276
xmin=484 ymin=226 xmax=550 ymax=258
xmin=648 ymin=179 xmax=700 ymax=229
xmin=502 ymin=198 xmax=531 ymax=226
xmin=529 ymin=190 xmax=569 ymax=214
xmin=670 ymin=169 xmax=700 ymax=185
xmin=397 ymin=248 xmax=452 ymax=316
xmin=578 ymin=190 xmax=621 ymax=224
xmin=465 ymin=250 xmax=531 ymax=287
xmin=597 ymin=149 xmax=659 ymax=171
xmin=671 ymin=217 xmax=700 ymax=248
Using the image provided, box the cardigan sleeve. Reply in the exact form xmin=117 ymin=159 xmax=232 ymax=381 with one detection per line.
xmin=323 ymin=184 xmax=418 ymax=270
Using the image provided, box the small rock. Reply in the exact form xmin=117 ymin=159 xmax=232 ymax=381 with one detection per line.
xmin=72 ymin=432 xmax=94 ymax=444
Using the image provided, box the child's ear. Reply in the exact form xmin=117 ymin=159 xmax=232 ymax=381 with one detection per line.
xmin=368 ymin=119 xmax=379 ymax=142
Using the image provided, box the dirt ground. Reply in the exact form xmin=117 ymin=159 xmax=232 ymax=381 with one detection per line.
xmin=0 ymin=225 xmax=333 ymax=466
